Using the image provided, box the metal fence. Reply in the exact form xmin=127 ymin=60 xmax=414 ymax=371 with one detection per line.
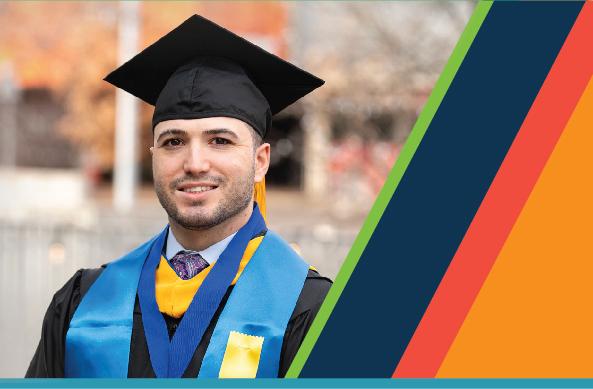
xmin=0 ymin=212 xmax=356 ymax=377
xmin=0 ymin=215 xmax=162 ymax=377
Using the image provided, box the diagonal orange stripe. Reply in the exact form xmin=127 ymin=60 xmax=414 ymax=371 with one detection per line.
xmin=393 ymin=2 xmax=593 ymax=378
xmin=438 ymin=75 xmax=593 ymax=377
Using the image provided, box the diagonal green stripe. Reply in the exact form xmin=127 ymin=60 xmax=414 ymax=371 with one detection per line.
xmin=285 ymin=0 xmax=493 ymax=378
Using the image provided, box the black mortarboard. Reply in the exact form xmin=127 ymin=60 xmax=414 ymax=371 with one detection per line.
xmin=104 ymin=15 xmax=324 ymax=138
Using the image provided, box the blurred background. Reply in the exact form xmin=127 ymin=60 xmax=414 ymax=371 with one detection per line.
xmin=0 ymin=1 xmax=472 ymax=377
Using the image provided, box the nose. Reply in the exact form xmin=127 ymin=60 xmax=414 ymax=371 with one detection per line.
xmin=183 ymin=143 xmax=211 ymax=175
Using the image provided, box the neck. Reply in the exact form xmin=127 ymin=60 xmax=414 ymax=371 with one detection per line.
xmin=168 ymin=204 xmax=253 ymax=252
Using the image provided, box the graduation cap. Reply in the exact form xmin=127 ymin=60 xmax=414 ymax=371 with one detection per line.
xmin=104 ymin=14 xmax=324 ymax=138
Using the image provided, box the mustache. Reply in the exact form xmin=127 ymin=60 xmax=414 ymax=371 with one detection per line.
xmin=169 ymin=174 xmax=224 ymax=190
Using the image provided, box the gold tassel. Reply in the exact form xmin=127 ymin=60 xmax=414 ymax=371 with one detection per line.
xmin=253 ymin=177 xmax=267 ymax=222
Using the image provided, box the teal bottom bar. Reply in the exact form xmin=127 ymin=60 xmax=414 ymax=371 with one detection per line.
xmin=2 ymin=379 xmax=593 ymax=389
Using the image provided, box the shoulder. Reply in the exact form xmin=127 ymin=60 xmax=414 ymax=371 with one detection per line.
xmin=262 ymin=230 xmax=333 ymax=310
xmin=305 ymin=268 xmax=332 ymax=292
xmin=78 ymin=266 xmax=106 ymax=297
xmin=51 ymin=266 xmax=106 ymax=322
xmin=292 ymin=269 xmax=333 ymax=318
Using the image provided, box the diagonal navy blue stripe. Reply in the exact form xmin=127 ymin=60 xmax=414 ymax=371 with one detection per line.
xmin=299 ymin=1 xmax=584 ymax=378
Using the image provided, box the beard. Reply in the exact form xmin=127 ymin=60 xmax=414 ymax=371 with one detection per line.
xmin=154 ymin=168 xmax=254 ymax=231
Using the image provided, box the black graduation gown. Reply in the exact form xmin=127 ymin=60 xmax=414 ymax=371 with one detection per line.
xmin=26 ymin=266 xmax=331 ymax=378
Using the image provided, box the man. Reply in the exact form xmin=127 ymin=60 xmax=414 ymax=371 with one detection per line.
xmin=26 ymin=15 xmax=331 ymax=378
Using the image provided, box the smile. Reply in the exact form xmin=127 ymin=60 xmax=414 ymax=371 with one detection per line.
xmin=181 ymin=186 xmax=216 ymax=193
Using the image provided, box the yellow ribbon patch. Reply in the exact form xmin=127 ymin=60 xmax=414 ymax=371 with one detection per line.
xmin=219 ymin=331 xmax=264 ymax=378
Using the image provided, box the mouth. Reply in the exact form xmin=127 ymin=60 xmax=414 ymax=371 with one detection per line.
xmin=179 ymin=185 xmax=217 ymax=193
xmin=175 ymin=182 xmax=219 ymax=198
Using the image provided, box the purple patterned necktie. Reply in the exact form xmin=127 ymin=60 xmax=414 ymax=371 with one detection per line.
xmin=169 ymin=250 xmax=209 ymax=280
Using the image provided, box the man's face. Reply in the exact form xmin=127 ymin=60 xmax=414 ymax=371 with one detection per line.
xmin=151 ymin=117 xmax=270 ymax=230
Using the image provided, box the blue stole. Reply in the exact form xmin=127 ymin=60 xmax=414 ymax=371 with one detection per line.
xmin=64 ymin=235 xmax=159 ymax=377
xmin=199 ymin=230 xmax=308 ymax=377
xmin=65 ymin=205 xmax=308 ymax=378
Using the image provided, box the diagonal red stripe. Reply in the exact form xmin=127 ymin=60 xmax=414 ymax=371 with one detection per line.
xmin=393 ymin=2 xmax=593 ymax=378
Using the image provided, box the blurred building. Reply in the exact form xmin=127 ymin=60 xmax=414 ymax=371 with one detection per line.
xmin=0 ymin=1 xmax=471 ymax=377
xmin=0 ymin=1 xmax=473 ymax=208
xmin=0 ymin=2 xmax=299 ymax=187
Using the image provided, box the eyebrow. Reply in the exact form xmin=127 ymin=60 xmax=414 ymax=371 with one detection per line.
xmin=155 ymin=128 xmax=187 ymax=143
xmin=202 ymin=128 xmax=239 ymax=140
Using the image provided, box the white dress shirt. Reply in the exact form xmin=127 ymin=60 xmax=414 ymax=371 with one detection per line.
xmin=165 ymin=227 xmax=236 ymax=265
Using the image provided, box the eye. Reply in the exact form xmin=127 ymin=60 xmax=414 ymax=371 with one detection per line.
xmin=163 ymin=138 xmax=184 ymax=147
xmin=210 ymin=137 xmax=232 ymax=146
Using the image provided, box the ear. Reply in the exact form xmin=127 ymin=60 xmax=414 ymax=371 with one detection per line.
xmin=254 ymin=143 xmax=270 ymax=183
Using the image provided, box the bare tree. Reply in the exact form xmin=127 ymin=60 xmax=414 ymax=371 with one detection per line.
xmin=290 ymin=1 xmax=474 ymax=139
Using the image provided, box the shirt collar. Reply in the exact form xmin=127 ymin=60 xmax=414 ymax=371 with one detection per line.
xmin=165 ymin=226 xmax=236 ymax=265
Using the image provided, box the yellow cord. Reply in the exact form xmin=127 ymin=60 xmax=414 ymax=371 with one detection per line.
xmin=253 ymin=178 xmax=267 ymax=222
